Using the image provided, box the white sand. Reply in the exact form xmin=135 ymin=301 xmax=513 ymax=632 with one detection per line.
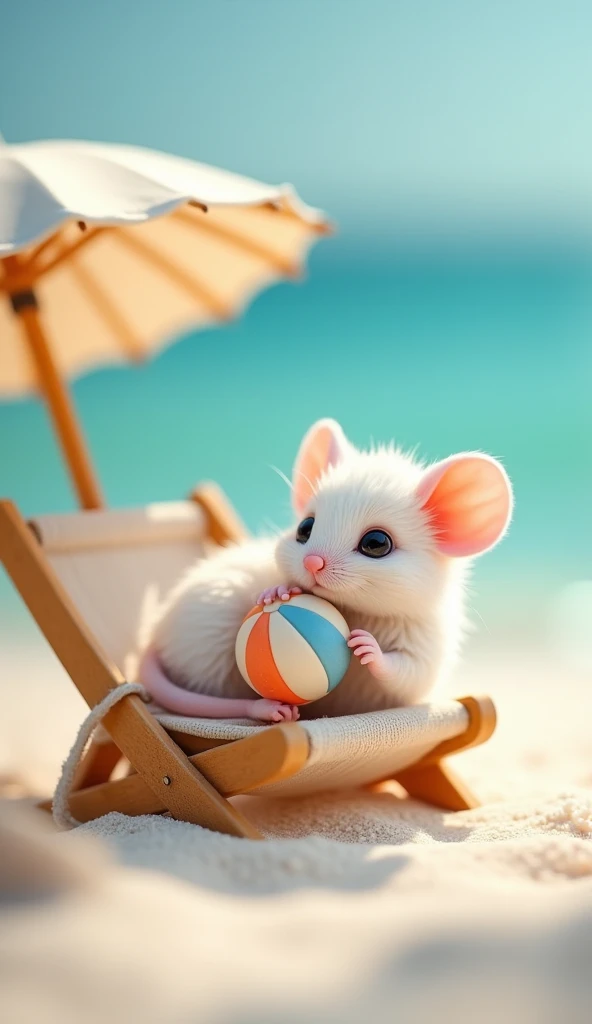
xmin=1 ymin=637 xmax=591 ymax=1023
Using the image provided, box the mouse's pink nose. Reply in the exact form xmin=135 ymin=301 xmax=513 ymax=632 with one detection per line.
xmin=303 ymin=554 xmax=325 ymax=575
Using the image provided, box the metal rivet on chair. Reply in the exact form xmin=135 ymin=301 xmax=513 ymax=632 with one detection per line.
xmin=163 ymin=775 xmax=171 ymax=786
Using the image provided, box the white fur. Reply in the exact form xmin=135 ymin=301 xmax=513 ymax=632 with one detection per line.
xmin=146 ymin=422 xmax=512 ymax=717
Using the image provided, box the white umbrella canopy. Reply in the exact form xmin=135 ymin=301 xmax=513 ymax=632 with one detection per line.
xmin=0 ymin=138 xmax=331 ymax=507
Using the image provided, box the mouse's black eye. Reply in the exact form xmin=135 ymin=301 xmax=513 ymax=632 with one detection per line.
xmin=357 ymin=529 xmax=393 ymax=558
xmin=296 ymin=516 xmax=315 ymax=544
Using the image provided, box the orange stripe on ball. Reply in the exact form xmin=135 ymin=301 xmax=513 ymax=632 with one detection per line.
xmin=241 ymin=604 xmax=263 ymax=624
xmin=245 ymin=612 xmax=304 ymax=705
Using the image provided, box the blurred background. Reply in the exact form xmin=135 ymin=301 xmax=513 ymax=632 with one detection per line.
xmin=1 ymin=0 xmax=591 ymax=721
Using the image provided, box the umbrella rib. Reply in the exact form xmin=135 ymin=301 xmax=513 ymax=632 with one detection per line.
xmin=67 ymin=256 xmax=145 ymax=362
xmin=115 ymin=229 xmax=232 ymax=320
xmin=33 ymin=227 xmax=109 ymax=279
xmin=2 ymin=228 xmax=112 ymax=293
xmin=172 ymin=206 xmax=301 ymax=278
xmin=260 ymin=200 xmax=333 ymax=235
xmin=28 ymin=230 xmax=67 ymax=267
xmin=0 ymin=229 xmax=99 ymax=294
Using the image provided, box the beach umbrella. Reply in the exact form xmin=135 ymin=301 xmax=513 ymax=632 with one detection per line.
xmin=0 ymin=137 xmax=330 ymax=508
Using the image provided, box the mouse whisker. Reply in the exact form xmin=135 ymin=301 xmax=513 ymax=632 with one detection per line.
xmin=269 ymin=465 xmax=293 ymax=492
xmin=294 ymin=468 xmax=318 ymax=496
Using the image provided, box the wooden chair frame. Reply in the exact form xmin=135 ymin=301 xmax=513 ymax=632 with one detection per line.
xmin=0 ymin=486 xmax=496 ymax=840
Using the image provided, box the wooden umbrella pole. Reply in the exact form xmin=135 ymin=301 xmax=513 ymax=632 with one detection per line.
xmin=4 ymin=257 xmax=104 ymax=509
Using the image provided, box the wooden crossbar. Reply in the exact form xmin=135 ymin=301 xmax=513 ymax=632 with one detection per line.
xmin=39 ymin=723 xmax=309 ymax=824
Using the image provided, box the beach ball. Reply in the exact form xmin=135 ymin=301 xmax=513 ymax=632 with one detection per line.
xmin=235 ymin=593 xmax=351 ymax=705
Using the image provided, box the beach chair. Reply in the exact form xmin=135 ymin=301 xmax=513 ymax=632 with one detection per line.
xmin=0 ymin=486 xmax=496 ymax=839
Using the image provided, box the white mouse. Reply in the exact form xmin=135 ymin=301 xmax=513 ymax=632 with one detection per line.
xmin=139 ymin=419 xmax=513 ymax=723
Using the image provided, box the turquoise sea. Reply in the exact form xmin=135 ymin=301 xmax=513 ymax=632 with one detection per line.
xmin=1 ymin=243 xmax=591 ymax=643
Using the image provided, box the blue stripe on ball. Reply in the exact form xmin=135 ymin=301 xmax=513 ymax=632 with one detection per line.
xmin=278 ymin=604 xmax=350 ymax=692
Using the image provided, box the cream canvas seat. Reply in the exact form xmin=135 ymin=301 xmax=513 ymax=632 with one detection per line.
xmin=0 ymin=485 xmax=496 ymax=839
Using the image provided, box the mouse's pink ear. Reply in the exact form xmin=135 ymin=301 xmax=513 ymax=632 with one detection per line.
xmin=292 ymin=419 xmax=350 ymax=514
xmin=417 ymin=453 xmax=513 ymax=557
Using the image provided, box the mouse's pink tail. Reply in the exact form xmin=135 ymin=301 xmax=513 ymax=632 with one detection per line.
xmin=138 ymin=646 xmax=216 ymax=716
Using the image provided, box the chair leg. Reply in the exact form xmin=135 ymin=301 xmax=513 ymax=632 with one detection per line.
xmin=71 ymin=738 xmax=123 ymax=791
xmin=393 ymin=761 xmax=479 ymax=812
xmin=389 ymin=696 xmax=496 ymax=810
xmin=39 ymin=723 xmax=309 ymax=831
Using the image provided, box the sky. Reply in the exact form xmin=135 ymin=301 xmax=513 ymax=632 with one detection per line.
xmin=2 ymin=1 xmax=592 ymax=243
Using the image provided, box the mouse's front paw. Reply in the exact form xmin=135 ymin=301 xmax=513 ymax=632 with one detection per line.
xmin=256 ymin=584 xmax=303 ymax=606
xmin=348 ymin=630 xmax=389 ymax=680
